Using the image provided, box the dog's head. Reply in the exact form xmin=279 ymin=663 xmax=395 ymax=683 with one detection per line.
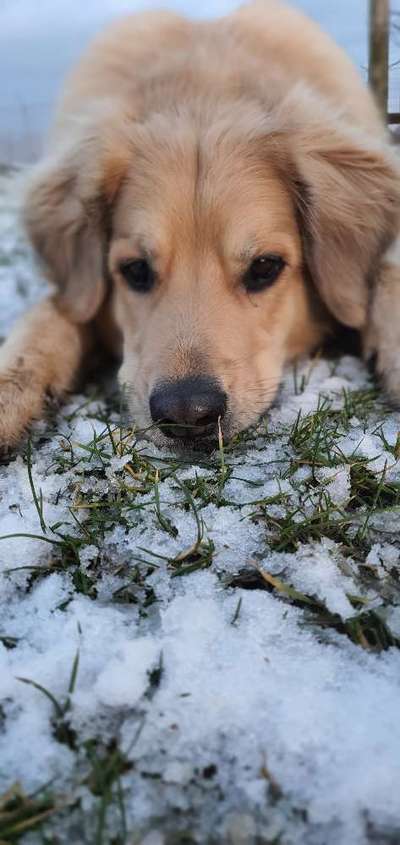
xmin=24 ymin=90 xmax=400 ymax=446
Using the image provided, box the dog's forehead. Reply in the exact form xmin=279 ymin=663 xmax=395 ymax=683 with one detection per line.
xmin=112 ymin=127 xmax=296 ymax=251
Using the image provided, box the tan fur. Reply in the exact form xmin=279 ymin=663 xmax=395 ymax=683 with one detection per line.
xmin=2 ymin=0 xmax=400 ymax=447
xmin=0 ymin=300 xmax=93 ymax=446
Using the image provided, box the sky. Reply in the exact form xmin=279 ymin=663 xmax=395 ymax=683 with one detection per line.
xmin=0 ymin=0 xmax=395 ymax=162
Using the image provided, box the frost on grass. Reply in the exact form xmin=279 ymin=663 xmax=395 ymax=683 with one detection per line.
xmin=1 ymin=172 xmax=400 ymax=845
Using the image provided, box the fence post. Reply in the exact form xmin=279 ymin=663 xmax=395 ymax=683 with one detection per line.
xmin=369 ymin=0 xmax=390 ymax=119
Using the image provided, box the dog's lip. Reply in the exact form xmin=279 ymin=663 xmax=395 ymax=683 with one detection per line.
xmin=158 ymin=427 xmax=220 ymax=454
xmin=126 ymin=405 xmax=234 ymax=450
xmin=157 ymin=421 xmax=217 ymax=440
xmin=122 ymin=414 xmax=224 ymax=449
xmin=141 ymin=424 xmax=222 ymax=454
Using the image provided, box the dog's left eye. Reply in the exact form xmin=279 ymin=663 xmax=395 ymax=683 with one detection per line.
xmin=119 ymin=259 xmax=155 ymax=293
xmin=243 ymin=254 xmax=286 ymax=293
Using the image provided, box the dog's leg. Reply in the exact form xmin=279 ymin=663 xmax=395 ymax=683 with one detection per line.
xmin=0 ymin=297 xmax=94 ymax=448
xmin=363 ymin=243 xmax=400 ymax=402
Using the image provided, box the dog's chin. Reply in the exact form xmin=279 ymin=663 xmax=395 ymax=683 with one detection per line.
xmin=141 ymin=427 xmax=223 ymax=455
xmin=166 ymin=436 xmax=219 ymax=455
xmin=127 ymin=405 xmax=273 ymax=453
xmin=129 ymin=413 xmax=235 ymax=454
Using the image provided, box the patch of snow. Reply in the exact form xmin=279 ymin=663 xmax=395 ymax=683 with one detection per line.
xmin=365 ymin=542 xmax=400 ymax=576
xmin=337 ymin=430 xmax=397 ymax=474
xmin=261 ymin=539 xmax=358 ymax=617
xmin=316 ymin=466 xmax=351 ymax=507
xmin=94 ymin=638 xmax=161 ymax=707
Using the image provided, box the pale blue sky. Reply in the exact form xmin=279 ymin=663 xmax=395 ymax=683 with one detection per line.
xmin=0 ymin=0 xmax=397 ymax=162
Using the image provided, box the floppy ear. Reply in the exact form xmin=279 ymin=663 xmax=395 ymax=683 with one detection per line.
xmin=287 ymin=119 xmax=400 ymax=328
xmin=23 ymin=133 xmax=130 ymax=323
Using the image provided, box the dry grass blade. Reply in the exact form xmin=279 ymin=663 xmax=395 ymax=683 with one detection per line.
xmin=251 ymin=561 xmax=317 ymax=606
xmin=0 ymin=783 xmax=60 ymax=843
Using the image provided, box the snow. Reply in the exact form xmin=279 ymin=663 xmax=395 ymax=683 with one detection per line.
xmin=1 ymin=170 xmax=400 ymax=841
xmin=94 ymin=638 xmax=161 ymax=707
xmin=364 ymin=543 xmax=400 ymax=579
xmin=316 ymin=466 xmax=351 ymax=507
xmin=261 ymin=539 xmax=357 ymax=617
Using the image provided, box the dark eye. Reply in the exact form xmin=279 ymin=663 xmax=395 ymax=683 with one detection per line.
xmin=243 ymin=254 xmax=286 ymax=293
xmin=119 ymin=259 xmax=155 ymax=293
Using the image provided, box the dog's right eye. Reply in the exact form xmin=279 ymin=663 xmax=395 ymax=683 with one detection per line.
xmin=119 ymin=259 xmax=155 ymax=293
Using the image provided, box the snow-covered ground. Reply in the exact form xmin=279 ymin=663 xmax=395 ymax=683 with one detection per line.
xmin=1 ymin=167 xmax=400 ymax=845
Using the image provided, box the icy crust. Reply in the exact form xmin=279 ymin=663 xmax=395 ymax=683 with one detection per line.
xmin=1 ymin=173 xmax=400 ymax=843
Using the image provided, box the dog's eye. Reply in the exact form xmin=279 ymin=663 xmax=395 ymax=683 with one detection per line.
xmin=244 ymin=254 xmax=286 ymax=293
xmin=119 ymin=259 xmax=155 ymax=293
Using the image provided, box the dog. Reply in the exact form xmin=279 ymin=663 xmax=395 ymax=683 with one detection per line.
xmin=2 ymin=0 xmax=400 ymax=450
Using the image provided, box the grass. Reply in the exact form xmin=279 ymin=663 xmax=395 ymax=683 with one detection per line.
xmin=2 ymin=644 xmax=160 ymax=845
xmin=0 ymin=737 xmax=136 ymax=845
xmin=17 ymin=648 xmax=80 ymax=749
xmin=0 ymin=783 xmax=60 ymax=844
xmin=228 ymin=563 xmax=399 ymax=652
xmin=1 ymin=367 xmax=400 ymax=842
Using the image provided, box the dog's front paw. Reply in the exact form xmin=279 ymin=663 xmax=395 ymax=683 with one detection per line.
xmin=0 ymin=369 xmax=45 ymax=450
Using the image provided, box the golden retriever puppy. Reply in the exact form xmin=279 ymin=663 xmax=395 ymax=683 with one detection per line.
xmin=1 ymin=0 xmax=400 ymax=448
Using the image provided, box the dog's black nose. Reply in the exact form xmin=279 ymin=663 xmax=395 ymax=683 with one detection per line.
xmin=149 ymin=376 xmax=227 ymax=439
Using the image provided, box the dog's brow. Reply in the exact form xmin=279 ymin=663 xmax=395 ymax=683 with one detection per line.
xmin=234 ymin=235 xmax=294 ymax=265
xmin=111 ymin=235 xmax=160 ymax=263
xmin=236 ymin=242 xmax=261 ymax=263
xmin=137 ymin=239 xmax=160 ymax=263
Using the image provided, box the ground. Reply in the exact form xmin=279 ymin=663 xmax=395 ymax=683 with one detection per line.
xmin=1 ymin=170 xmax=400 ymax=845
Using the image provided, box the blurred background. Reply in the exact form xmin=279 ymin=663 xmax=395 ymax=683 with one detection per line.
xmin=0 ymin=0 xmax=399 ymax=164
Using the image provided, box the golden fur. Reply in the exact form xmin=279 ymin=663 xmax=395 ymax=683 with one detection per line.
xmin=2 ymin=0 xmax=400 ymax=447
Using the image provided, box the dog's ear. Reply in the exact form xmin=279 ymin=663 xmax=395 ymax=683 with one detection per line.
xmin=285 ymin=115 xmax=400 ymax=328
xmin=23 ymin=132 xmax=130 ymax=323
